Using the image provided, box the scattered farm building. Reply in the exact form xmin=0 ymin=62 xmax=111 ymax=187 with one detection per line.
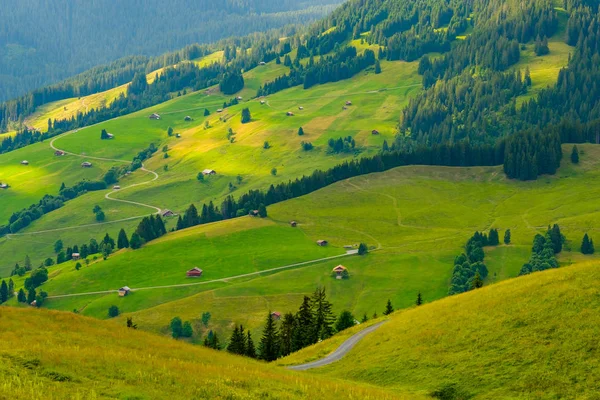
xmin=298 ymin=106 xmax=304 ymax=110
xmin=237 ymin=96 xmax=243 ymax=100
xmin=260 ymin=100 xmax=266 ymax=104
xmin=113 ymin=185 xmax=120 ymax=190
xmin=346 ymin=100 xmax=352 ymax=106
xmin=176 ymin=133 xmax=181 ymax=138
xmin=118 ymin=286 xmax=131 ymax=297
xmin=317 ymin=240 xmax=328 ymax=246
xmin=259 ymin=61 xmax=266 ymax=65
xmin=342 ymin=106 xmax=348 ymax=110
xmin=149 ymin=113 xmax=161 ymax=120
xmin=371 ymin=129 xmax=380 ymax=135
xmin=286 ymin=112 xmax=294 ymax=116
xmin=249 ymin=210 xmax=259 ymax=217
xmin=217 ymin=109 xmax=223 ymax=113
xmin=271 ymin=311 xmax=282 ymax=320
xmin=106 ymin=133 xmax=114 ymax=139
xmin=20 ymin=160 xmax=29 ymax=165
xmin=72 ymin=253 xmax=81 ymax=260
xmin=202 ymin=169 xmax=216 ymax=175
xmin=161 ymin=209 xmax=175 ymax=217
xmin=54 ymin=150 xmax=65 ymax=156
xmin=30 ymin=300 xmax=37 ymax=307
xmin=81 ymin=162 xmax=93 ymax=168
xmin=186 ymin=267 xmax=203 ymax=277
xmin=332 ymin=265 xmax=347 ymax=279
xmin=184 ymin=116 xmax=193 ymax=121
xmin=0 ymin=183 xmax=8 ymax=189
xmin=290 ymin=221 xmax=297 ymax=227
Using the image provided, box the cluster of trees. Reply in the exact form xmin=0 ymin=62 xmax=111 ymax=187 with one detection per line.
xmin=327 ymin=136 xmax=356 ymax=154
xmin=258 ymin=47 xmax=376 ymax=96
xmin=450 ymin=230 xmax=501 ymax=295
xmin=93 ymin=205 xmax=105 ymax=222
xmin=132 ymin=215 xmax=167 ymax=249
xmin=503 ymin=128 xmax=562 ymax=180
xmin=176 ymin=203 xmax=222 ymax=230
xmin=131 ymin=143 xmax=158 ymax=171
xmin=0 ymin=127 xmax=45 ymax=154
xmin=51 ymin=233 xmax=117 ymax=268
xmin=519 ymin=224 xmax=563 ymax=275
xmin=581 ymin=233 xmax=595 ymax=255
xmin=0 ymin=279 xmax=15 ymax=305
xmin=219 ymin=71 xmax=245 ymax=95
xmin=170 ymin=317 xmax=194 ymax=339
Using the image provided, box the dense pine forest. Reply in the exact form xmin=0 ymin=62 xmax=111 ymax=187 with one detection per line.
xmin=0 ymin=0 xmax=342 ymax=102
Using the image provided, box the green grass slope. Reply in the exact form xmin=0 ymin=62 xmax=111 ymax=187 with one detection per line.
xmin=292 ymin=260 xmax=600 ymax=399
xmin=0 ymin=307 xmax=414 ymax=400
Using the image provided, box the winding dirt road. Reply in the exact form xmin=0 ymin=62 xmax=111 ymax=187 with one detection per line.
xmin=287 ymin=320 xmax=387 ymax=371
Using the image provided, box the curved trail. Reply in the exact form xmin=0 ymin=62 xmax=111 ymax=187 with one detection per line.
xmin=46 ymin=250 xmax=358 ymax=299
xmin=287 ymin=321 xmax=387 ymax=371
xmin=6 ymin=130 xmax=163 ymax=237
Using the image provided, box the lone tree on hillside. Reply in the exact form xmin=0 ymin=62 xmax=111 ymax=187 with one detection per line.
xmin=108 ymin=305 xmax=120 ymax=318
xmin=167 ymin=127 xmax=173 ymax=136
xmin=358 ymin=243 xmax=368 ymax=255
xmin=241 ymin=107 xmax=251 ymax=123
xmin=298 ymin=127 xmax=304 ymax=136
xmin=504 ymin=229 xmax=511 ymax=245
xmin=170 ymin=317 xmax=183 ymax=338
xmin=581 ymin=233 xmax=595 ymax=254
xmin=100 ymin=129 xmax=110 ymax=140
xmin=416 ymin=292 xmax=423 ymax=306
xmin=571 ymin=145 xmax=579 ymax=164
xmin=201 ymin=311 xmax=211 ymax=327
xmin=383 ymin=299 xmax=394 ymax=315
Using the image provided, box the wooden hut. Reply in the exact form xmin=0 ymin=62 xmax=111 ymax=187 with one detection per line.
xmin=118 ymin=286 xmax=131 ymax=297
xmin=332 ymin=265 xmax=347 ymax=279
xmin=149 ymin=113 xmax=161 ymax=120
xmin=21 ymin=160 xmax=29 ymax=165
xmin=371 ymin=129 xmax=380 ymax=135
xmin=271 ymin=311 xmax=282 ymax=320
xmin=202 ymin=169 xmax=216 ymax=175
xmin=186 ymin=267 xmax=203 ymax=277
xmin=317 ymin=240 xmax=328 ymax=246
xmin=72 ymin=253 xmax=81 ymax=261
xmin=54 ymin=150 xmax=65 ymax=156
xmin=161 ymin=209 xmax=175 ymax=217
xmin=81 ymin=162 xmax=92 ymax=168
xmin=290 ymin=221 xmax=297 ymax=227
xmin=184 ymin=116 xmax=193 ymax=121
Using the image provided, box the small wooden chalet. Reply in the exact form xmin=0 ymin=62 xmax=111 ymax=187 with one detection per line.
xmin=286 ymin=111 xmax=294 ymax=116
xmin=271 ymin=311 xmax=282 ymax=320
xmin=202 ymin=169 xmax=216 ymax=175
xmin=259 ymin=61 xmax=266 ymax=65
xmin=161 ymin=209 xmax=175 ymax=217
xmin=113 ymin=185 xmax=120 ymax=190
xmin=149 ymin=113 xmax=161 ymax=120
xmin=217 ymin=109 xmax=223 ymax=113
xmin=317 ymin=240 xmax=328 ymax=246
xmin=118 ymin=286 xmax=131 ymax=297
xmin=298 ymin=106 xmax=304 ymax=110
xmin=21 ymin=160 xmax=29 ymax=165
xmin=290 ymin=221 xmax=297 ymax=227
xmin=332 ymin=265 xmax=347 ymax=279
xmin=72 ymin=253 xmax=81 ymax=260
xmin=186 ymin=267 xmax=203 ymax=277
xmin=184 ymin=116 xmax=193 ymax=121
xmin=0 ymin=183 xmax=8 ymax=189
xmin=371 ymin=129 xmax=380 ymax=135
xmin=249 ymin=210 xmax=259 ymax=217
xmin=30 ymin=299 xmax=37 ymax=307
xmin=176 ymin=133 xmax=181 ymax=138
xmin=81 ymin=162 xmax=92 ymax=168
xmin=54 ymin=150 xmax=65 ymax=156
xmin=260 ymin=100 xmax=266 ymax=105
xmin=346 ymin=100 xmax=352 ymax=106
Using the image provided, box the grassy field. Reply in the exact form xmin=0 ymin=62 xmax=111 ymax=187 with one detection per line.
xmin=292 ymin=260 xmax=600 ymax=399
xmin=0 ymin=307 xmax=415 ymax=400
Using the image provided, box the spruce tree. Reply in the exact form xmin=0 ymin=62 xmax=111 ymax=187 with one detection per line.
xmin=227 ymin=325 xmax=247 ymax=355
xmin=170 ymin=317 xmax=183 ymax=338
xmin=335 ymin=311 xmax=355 ymax=332
xmin=8 ymin=279 xmax=14 ymax=297
xmin=361 ymin=313 xmax=368 ymax=323
xmin=590 ymin=239 xmax=595 ymax=254
xmin=245 ymin=331 xmax=256 ymax=358
xmin=24 ymin=255 xmax=31 ymax=270
xmin=571 ymin=145 xmax=579 ymax=164
xmin=311 ymin=287 xmax=335 ymax=341
xmin=416 ymin=292 xmax=423 ymax=306
xmin=130 ymin=232 xmax=142 ymax=249
xmin=182 ymin=321 xmax=193 ymax=338
xmin=258 ymin=312 xmax=280 ymax=362
xmin=383 ymin=299 xmax=394 ymax=315
xmin=292 ymin=295 xmax=313 ymax=351
xmin=279 ymin=313 xmax=295 ymax=357
xmin=241 ymin=107 xmax=251 ymax=124
xmin=504 ymin=229 xmax=511 ymax=245
xmin=176 ymin=215 xmax=185 ymax=230
xmin=471 ymin=272 xmax=484 ymax=289
xmin=27 ymin=288 xmax=36 ymax=304
xmin=117 ymin=228 xmax=129 ymax=249
xmin=548 ymin=224 xmax=563 ymax=253
xmin=17 ymin=288 xmax=27 ymax=303
xmin=258 ymin=203 xmax=267 ymax=218
xmin=298 ymin=127 xmax=304 ymax=136
xmin=0 ymin=280 xmax=8 ymax=303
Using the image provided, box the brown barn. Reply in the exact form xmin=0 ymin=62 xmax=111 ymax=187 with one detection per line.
xmin=186 ymin=267 xmax=203 ymax=277
xmin=346 ymin=100 xmax=352 ymax=106
xmin=271 ymin=311 xmax=282 ymax=320
xmin=286 ymin=111 xmax=294 ymax=116
xmin=317 ymin=240 xmax=328 ymax=246
xmin=81 ymin=162 xmax=92 ymax=168
xmin=72 ymin=253 xmax=81 ymax=261
xmin=290 ymin=221 xmax=297 ymax=227
xmin=202 ymin=169 xmax=216 ymax=175
xmin=332 ymin=265 xmax=347 ymax=279
xmin=371 ymin=130 xmax=380 ymax=135
xmin=161 ymin=209 xmax=175 ymax=217
xmin=149 ymin=113 xmax=161 ymax=120
xmin=55 ymin=150 xmax=65 ymax=156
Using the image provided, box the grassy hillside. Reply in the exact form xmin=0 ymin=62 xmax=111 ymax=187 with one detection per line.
xmin=0 ymin=307 xmax=412 ymax=400
xmin=287 ymin=261 xmax=600 ymax=399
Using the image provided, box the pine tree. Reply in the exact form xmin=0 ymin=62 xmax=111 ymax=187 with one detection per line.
xmin=258 ymin=312 xmax=280 ymax=361
xmin=374 ymin=60 xmax=381 ymax=74
xmin=117 ymin=228 xmax=129 ymax=249
xmin=548 ymin=224 xmax=563 ymax=253
xmin=292 ymin=295 xmax=313 ymax=351
xmin=170 ymin=317 xmax=183 ymax=338
xmin=27 ymin=288 xmax=36 ymax=304
xmin=245 ymin=331 xmax=256 ymax=358
xmin=361 ymin=313 xmax=368 ymax=323
xmin=8 ymin=279 xmax=14 ymax=297
xmin=204 ymin=330 xmax=220 ymax=349
xmin=0 ymin=280 xmax=8 ymax=303
xmin=504 ymin=229 xmax=511 ymax=245
xmin=184 ymin=204 xmax=199 ymax=228
xmin=241 ymin=107 xmax=251 ymax=123
xmin=358 ymin=242 xmax=368 ymax=255
xmin=416 ymin=292 xmax=423 ymax=306
xmin=227 ymin=325 xmax=247 ymax=355
xmin=130 ymin=232 xmax=142 ymax=249
xmin=571 ymin=145 xmax=579 ymax=164
xmin=297 ymin=127 xmax=304 ymax=136
xmin=311 ymin=287 xmax=335 ymax=341
xmin=182 ymin=321 xmax=193 ymax=338
xmin=590 ymin=239 xmax=595 ymax=254
xmin=17 ymin=288 xmax=27 ymax=303
xmin=581 ymin=233 xmax=594 ymax=254
xmin=176 ymin=215 xmax=185 ymax=230
xmin=383 ymin=299 xmax=394 ymax=315
xmin=24 ymin=255 xmax=31 ymax=270
xmin=488 ymin=229 xmax=499 ymax=246
xmin=471 ymin=272 xmax=484 ymax=289
xmin=279 ymin=313 xmax=295 ymax=357
xmin=335 ymin=310 xmax=355 ymax=332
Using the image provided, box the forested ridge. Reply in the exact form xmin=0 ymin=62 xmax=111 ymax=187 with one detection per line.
xmin=0 ymin=0 xmax=341 ymax=102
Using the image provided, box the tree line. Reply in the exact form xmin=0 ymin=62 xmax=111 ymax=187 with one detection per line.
xmin=450 ymin=230 xmax=501 ymax=295
xmin=519 ymin=224 xmax=563 ymax=275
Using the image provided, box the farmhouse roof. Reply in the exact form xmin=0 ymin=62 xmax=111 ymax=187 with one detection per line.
xmin=21 ymin=160 xmax=29 ymax=165
xmin=332 ymin=265 xmax=347 ymax=272
xmin=119 ymin=286 xmax=131 ymax=292
xmin=202 ymin=169 xmax=216 ymax=175
xmin=187 ymin=267 xmax=203 ymax=273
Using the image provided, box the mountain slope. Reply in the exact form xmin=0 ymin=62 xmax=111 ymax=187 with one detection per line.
xmin=282 ymin=261 xmax=600 ymax=398
xmin=0 ymin=306 xmax=413 ymax=400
